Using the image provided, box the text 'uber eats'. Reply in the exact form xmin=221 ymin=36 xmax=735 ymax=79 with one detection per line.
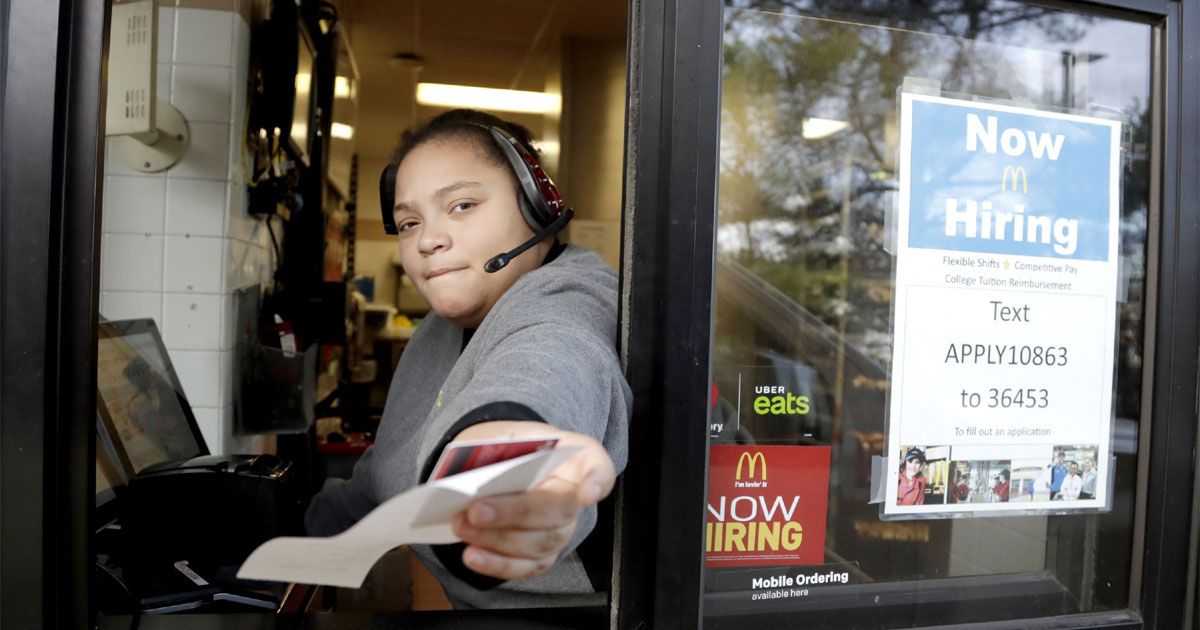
xmin=753 ymin=386 xmax=810 ymax=415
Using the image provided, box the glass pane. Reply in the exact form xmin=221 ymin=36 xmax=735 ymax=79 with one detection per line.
xmin=706 ymin=2 xmax=1151 ymax=627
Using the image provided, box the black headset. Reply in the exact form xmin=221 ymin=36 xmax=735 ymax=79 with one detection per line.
xmin=379 ymin=124 xmax=575 ymax=273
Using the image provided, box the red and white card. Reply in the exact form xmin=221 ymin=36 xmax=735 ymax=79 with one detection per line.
xmin=429 ymin=435 xmax=560 ymax=480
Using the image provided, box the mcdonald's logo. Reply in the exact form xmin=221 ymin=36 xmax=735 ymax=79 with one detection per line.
xmin=1001 ymin=165 xmax=1028 ymax=193
xmin=736 ymin=452 xmax=767 ymax=481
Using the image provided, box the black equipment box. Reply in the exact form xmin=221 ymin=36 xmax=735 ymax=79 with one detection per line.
xmin=121 ymin=453 xmax=303 ymax=575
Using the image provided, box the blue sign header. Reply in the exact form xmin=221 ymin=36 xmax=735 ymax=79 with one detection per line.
xmin=905 ymin=97 xmax=1117 ymax=262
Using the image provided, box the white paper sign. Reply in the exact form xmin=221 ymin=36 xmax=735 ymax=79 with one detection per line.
xmin=884 ymin=93 xmax=1121 ymax=516
xmin=237 ymin=446 xmax=580 ymax=587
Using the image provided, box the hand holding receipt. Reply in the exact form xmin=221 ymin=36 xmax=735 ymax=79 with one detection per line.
xmin=237 ymin=437 xmax=574 ymax=588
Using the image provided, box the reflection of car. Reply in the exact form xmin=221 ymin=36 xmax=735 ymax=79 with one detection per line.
xmin=753 ymin=348 xmax=830 ymax=441
xmin=713 ymin=256 xmax=887 ymax=445
xmin=710 ymin=352 xmax=833 ymax=445
xmin=712 ymin=256 xmax=954 ymax=581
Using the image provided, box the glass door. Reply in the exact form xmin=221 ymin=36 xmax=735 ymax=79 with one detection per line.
xmin=704 ymin=2 xmax=1156 ymax=627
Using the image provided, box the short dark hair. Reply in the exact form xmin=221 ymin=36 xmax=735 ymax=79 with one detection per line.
xmin=900 ymin=447 xmax=926 ymax=472
xmin=390 ymin=109 xmax=540 ymax=178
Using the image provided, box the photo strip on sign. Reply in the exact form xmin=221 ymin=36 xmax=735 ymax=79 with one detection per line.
xmin=883 ymin=92 xmax=1121 ymax=518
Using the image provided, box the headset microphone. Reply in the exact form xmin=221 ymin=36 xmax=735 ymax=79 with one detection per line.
xmin=484 ymin=207 xmax=574 ymax=273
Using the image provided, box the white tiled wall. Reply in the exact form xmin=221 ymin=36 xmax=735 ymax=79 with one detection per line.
xmin=166 ymin=178 xmax=226 ymax=236
xmin=99 ymin=5 xmax=270 ymax=455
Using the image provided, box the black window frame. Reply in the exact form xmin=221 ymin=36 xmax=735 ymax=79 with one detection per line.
xmin=1 ymin=0 xmax=107 ymax=628
xmin=617 ymin=0 xmax=1200 ymax=628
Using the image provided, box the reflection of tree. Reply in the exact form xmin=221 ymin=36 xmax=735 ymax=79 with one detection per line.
xmin=726 ymin=1 xmax=1088 ymax=41
xmin=713 ymin=1 xmax=1152 ymax=592
xmin=1115 ymin=102 xmax=1149 ymax=420
xmin=716 ymin=3 xmax=1128 ymax=374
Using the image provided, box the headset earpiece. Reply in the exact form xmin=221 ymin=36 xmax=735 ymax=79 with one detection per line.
xmin=379 ymin=163 xmax=398 ymax=235
xmin=485 ymin=128 xmax=551 ymax=228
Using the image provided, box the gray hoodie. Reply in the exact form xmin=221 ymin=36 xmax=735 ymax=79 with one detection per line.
xmin=304 ymin=244 xmax=631 ymax=609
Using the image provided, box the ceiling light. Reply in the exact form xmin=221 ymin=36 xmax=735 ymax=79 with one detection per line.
xmin=331 ymin=123 xmax=354 ymax=140
xmin=294 ymin=72 xmax=311 ymax=94
xmin=416 ymin=83 xmax=561 ymax=115
xmin=335 ymin=76 xmax=354 ymax=99
xmin=802 ymin=117 xmax=849 ymax=140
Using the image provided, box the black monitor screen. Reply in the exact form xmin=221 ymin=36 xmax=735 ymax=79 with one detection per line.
xmin=289 ymin=25 xmax=315 ymax=164
xmin=96 ymin=319 xmax=207 ymax=477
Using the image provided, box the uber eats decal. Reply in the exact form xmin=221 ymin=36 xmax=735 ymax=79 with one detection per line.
xmin=706 ymin=446 xmax=830 ymax=566
xmin=709 ymin=366 xmax=822 ymax=442
xmin=885 ymin=93 xmax=1120 ymax=516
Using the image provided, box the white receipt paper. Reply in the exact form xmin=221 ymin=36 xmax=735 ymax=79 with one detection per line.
xmin=236 ymin=446 xmax=580 ymax=588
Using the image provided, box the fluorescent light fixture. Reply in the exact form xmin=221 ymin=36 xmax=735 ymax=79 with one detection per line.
xmin=335 ymin=76 xmax=354 ymax=99
xmin=802 ymin=117 xmax=849 ymax=140
xmin=331 ymin=123 xmax=354 ymax=140
xmin=294 ymin=72 xmax=312 ymax=95
xmin=416 ymin=82 xmax=561 ymax=114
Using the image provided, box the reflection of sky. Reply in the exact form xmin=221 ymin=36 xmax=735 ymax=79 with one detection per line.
xmin=717 ymin=7 xmax=1150 ymax=266
xmin=959 ymin=21 xmax=1149 ymax=117
xmin=724 ymin=7 xmax=1151 ymax=116
xmin=718 ymin=220 xmax=799 ymax=261
xmin=1003 ymin=18 xmax=1151 ymax=113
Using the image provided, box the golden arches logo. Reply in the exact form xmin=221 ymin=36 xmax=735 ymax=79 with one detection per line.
xmin=736 ymin=452 xmax=767 ymax=481
xmin=1002 ymin=165 xmax=1028 ymax=194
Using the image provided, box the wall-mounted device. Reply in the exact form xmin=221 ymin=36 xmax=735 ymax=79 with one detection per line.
xmin=245 ymin=0 xmax=318 ymax=220
xmin=248 ymin=0 xmax=314 ymax=167
xmin=289 ymin=28 xmax=316 ymax=166
xmin=105 ymin=0 xmax=190 ymax=173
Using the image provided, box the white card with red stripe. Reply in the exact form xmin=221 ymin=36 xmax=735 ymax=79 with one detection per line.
xmin=429 ymin=435 xmax=559 ymax=480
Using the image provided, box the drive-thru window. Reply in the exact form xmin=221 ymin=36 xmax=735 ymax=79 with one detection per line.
xmin=1 ymin=0 xmax=1197 ymax=628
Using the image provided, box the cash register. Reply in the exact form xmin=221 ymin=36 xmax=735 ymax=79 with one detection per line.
xmin=94 ymin=318 xmax=304 ymax=614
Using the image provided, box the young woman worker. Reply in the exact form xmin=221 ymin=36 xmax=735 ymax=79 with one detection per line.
xmin=304 ymin=110 xmax=631 ymax=609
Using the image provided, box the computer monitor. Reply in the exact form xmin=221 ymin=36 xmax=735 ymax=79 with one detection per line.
xmin=288 ymin=24 xmax=315 ymax=165
xmin=96 ymin=319 xmax=208 ymax=479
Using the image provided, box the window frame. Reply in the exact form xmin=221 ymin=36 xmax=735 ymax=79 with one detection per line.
xmin=1 ymin=0 xmax=1196 ymax=628
xmin=616 ymin=0 xmax=1200 ymax=628
xmin=615 ymin=0 xmax=724 ymax=627
xmin=1 ymin=0 xmax=108 ymax=628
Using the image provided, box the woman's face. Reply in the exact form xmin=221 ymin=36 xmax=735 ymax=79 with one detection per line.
xmin=904 ymin=457 xmax=923 ymax=478
xmin=392 ymin=139 xmax=552 ymax=328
